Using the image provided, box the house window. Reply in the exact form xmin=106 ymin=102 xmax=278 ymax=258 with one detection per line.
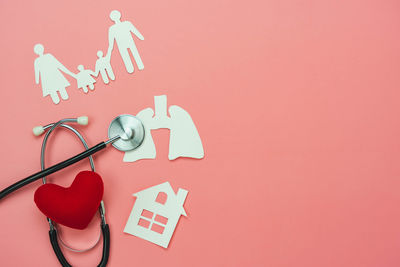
xmin=138 ymin=209 xmax=168 ymax=234
xmin=156 ymin=192 xmax=167 ymax=204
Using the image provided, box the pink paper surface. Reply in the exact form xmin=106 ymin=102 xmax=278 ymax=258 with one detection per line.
xmin=1 ymin=0 xmax=400 ymax=266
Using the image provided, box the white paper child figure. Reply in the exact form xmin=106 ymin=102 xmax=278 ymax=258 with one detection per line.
xmin=107 ymin=10 xmax=144 ymax=73
xmin=76 ymin=65 xmax=96 ymax=93
xmin=94 ymin=50 xmax=115 ymax=84
xmin=34 ymin=44 xmax=76 ymax=104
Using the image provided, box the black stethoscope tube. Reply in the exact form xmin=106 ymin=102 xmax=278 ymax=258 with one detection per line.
xmin=49 ymin=222 xmax=110 ymax=267
xmin=0 ymin=142 xmax=107 ymax=201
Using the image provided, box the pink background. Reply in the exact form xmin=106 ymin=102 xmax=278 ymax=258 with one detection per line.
xmin=1 ymin=0 xmax=400 ymax=266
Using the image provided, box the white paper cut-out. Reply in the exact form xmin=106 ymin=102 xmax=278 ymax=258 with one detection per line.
xmin=76 ymin=65 xmax=96 ymax=93
xmin=34 ymin=11 xmax=145 ymax=104
xmin=168 ymin=105 xmax=204 ymax=160
xmin=94 ymin=50 xmax=115 ymax=84
xmin=123 ymin=95 xmax=204 ymax=162
xmin=107 ymin=10 xmax=144 ymax=73
xmin=123 ymin=108 xmax=157 ymax=162
xmin=34 ymin=44 xmax=76 ymax=104
xmin=124 ymin=182 xmax=188 ymax=248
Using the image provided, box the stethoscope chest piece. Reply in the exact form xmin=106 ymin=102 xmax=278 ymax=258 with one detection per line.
xmin=108 ymin=114 xmax=145 ymax=152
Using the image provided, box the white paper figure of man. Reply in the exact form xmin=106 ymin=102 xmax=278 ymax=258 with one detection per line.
xmin=94 ymin=50 xmax=115 ymax=84
xmin=34 ymin=44 xmax=76 ymax=104
xmin=106 ymin=10 xmax=144 ymax=73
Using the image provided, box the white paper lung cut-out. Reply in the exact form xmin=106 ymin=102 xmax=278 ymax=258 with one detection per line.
xmin=124 ymin=182 xmax=188 ymax=248
xmin=123 ymin=95 xmax=204 ymax=162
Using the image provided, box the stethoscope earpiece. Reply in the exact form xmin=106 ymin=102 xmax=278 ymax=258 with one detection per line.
xmin=77 ymin=116 xmax=89 ymax=125
xmin=33 ymin=126 xmax=45 ymax=136
xmin=32 ymin=116 xmax=88 ymax=137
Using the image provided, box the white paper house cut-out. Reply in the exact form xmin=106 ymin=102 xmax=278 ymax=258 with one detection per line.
xmin=124 ymin=182 xmax=188 ymax=248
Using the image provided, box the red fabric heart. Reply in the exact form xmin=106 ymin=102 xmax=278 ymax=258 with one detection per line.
xmin=34 ymin=171 xmax=104 ymax=230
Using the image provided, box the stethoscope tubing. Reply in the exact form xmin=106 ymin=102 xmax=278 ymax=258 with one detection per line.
xmin=0 ymin=141 xmax=107 ymax=200
xmin=41 ymin=121 xmax=96 ymax=182
xmin=49 ymin=223 xmax=110 ymax=267
xmin=0 ymin=117 xmax=123 ymax=201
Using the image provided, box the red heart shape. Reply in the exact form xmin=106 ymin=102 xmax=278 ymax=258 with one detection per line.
xmin=34 ymin=171 xmax=104 ymax=230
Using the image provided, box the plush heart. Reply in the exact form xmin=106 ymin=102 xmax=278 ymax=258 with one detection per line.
xmin=34 ymin=171 xmax=104 ymax=230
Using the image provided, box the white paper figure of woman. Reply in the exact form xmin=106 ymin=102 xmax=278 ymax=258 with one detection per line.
xmin=94 ymin=50 xmax=115 ymax=84
xmin=34 ymin=44 xmax=76 ymax=104
xmin=76 ymin=65 xmax=96 ymax=93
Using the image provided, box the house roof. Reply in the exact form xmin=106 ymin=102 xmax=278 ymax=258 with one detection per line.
xmin=133 ymin=182 xmax=187 ymax=216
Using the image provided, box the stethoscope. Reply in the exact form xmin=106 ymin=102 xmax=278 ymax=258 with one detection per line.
xmin=0 ymin=114 xmax=146 ymax=267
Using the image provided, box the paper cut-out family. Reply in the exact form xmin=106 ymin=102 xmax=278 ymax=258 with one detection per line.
xmin=124 ymin=182 xmax=188 ymax=248
xmin=124 ymin=95 xmax=205 ymax=162
xmin=34 ymin=10 xmax=144 ymax=104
